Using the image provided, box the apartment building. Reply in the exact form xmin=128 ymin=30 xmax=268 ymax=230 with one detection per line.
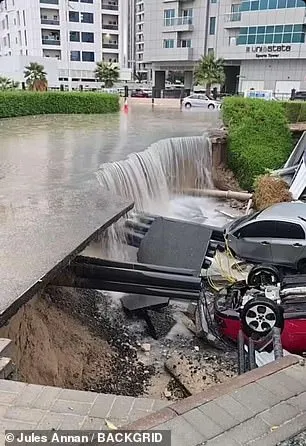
xmin=0 ymin=0 xmax=132 ymax=89
xmin=144 ymin=0 xmax=306 ymax=94
xmin=135 ymin=0 xmax=145 ymax=75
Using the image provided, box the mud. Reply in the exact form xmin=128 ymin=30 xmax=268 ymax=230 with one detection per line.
xmin=0 ymin=288 xmax=154 ymax=396
xmin=0 ymin=287 xmax=237 ymax=401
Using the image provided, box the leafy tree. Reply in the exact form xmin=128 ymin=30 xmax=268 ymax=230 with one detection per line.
xmin=24 ymin=62 xmax=48 ymax=91
xmin=95 ymin=62 xmax=119 ymax=88
xmin=134 ymin=71 xmax=147 ymax=83
xmin=194 ymin=54 xmax=225 ymax=96
xmin=0 ymin=76 xmax=19 ymax=91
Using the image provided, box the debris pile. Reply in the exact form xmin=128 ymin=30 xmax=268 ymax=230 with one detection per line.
xmin=253 ymin=174 xmax=292 ymax=210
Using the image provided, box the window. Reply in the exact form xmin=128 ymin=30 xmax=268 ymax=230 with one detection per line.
xmin=82 ymin=32 xmax=94 ymax=42
xmin=240 ymin=0 xmax=305 ymax=9
xmin=178 ymin=39 xmax=191 ymax=47
xmin=69 ymin=11 xmax=79 ymax=22
xmin=81 ymin=0 xmax=93 ymax=2
xmin=237 ymin=23 xmax=305 ymax=45
xmin=209 ymin=17 xmax=216 ymax=35
xmin=164 ymin=9 xmax=175 ymax=26
xmin=70 ymin=50 xmax=80 ymax=61
xmin=236 ymin=221 xmax=277 ymax=238
xmin=82 ymin=51 xmax=95 ymax=61
xmin=81 ymin=12 xmax=94 ymax=23
xmin=70 ymin=31 xmax=80 ymax=42
xmin=276 ymin=222 xmax=305 ymax=239
xmin=208 ymin=47 xmax=214 ymax=54
xmin=163 ymin=39 xmax=174 ymax=48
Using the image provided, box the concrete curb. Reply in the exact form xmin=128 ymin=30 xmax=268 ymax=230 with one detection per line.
xmin=125 ymin=355 xmax=299 ymax=430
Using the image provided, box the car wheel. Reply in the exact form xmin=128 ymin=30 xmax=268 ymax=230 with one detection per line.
xmin=208 ymin=104 xmax=215 ymax=110
xmin=240 ymin=296 xmax=284 ymax=339
xmin=298 ymin=259 xmax=306 ymax=274
xmin=185 ymin=102 xmax=192 ymax=108
xmin=247 ymin=264 xmax=281 ymax=288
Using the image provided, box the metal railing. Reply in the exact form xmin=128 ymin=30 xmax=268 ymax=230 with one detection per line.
xmin=102 ymin=24 xmax=118 ymax=30
xmin=41 ymin=19 xmax=60 ymax=25
xmin=164 ymin=16 xmax=193 ymax=26
xmin=42 ymin=39 xmax=60 ymax=45
xmin=224 ymin=12 xmax=241 ymax=21
xmin=40 ymin=0 xmax=59 ymax=4
xmin=103 ymin=43 xmax=118 ymax=49
xmin=101 ymin=3 xmax=118 ymax=10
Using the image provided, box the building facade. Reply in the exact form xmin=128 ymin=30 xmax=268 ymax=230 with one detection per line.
xmin=144 ymin=0 xmax=306 ymax=95
xmin=0 ymin=0 xmax=132 ymax=89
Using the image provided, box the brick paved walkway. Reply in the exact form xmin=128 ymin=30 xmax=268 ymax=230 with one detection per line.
xmin=0 ymin=380 xmax=168 ymax=442
xmin=126 ymin=356 xmax=306 ymax=446
xmin=0 ymin=356 xmax=305 ymax=446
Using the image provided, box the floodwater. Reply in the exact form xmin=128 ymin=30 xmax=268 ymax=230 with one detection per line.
xmin=0 ymin=106 xmax=220 ymax=204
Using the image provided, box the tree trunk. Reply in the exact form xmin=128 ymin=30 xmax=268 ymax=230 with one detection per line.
xmin=206 ymin=83 xmax=211 ymax=97
xmin=105 ymin=80 xmax=113 ymax=88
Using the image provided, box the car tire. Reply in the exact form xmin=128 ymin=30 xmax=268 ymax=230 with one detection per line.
xmin=240 ymin=296 xmax=284 ymax=339
xmin=247 ymin=264 xmax=281 ymax=288
xmin=185 ymin=102 xmax=192 ymax=108
xmin=208 ymin=104 xmax=215 ymax=110
xmin=298 ymin=259 xmax=306 ymax=274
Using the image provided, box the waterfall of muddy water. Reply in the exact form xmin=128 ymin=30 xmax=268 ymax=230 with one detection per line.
xmin=96 ymin=134 xmax=213 ymax=214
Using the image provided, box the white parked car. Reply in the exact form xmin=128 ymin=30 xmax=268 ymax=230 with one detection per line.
xmin=182 ymin=94 xmax=221 ymax=110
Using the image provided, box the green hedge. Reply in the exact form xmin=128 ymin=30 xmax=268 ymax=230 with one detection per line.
xmin=0 ymin=91 xmax=119 ymax=118
xmin=283 ymin=101 xmax=306 ymax=123
xmin=222 ymin=97 xmax=292 ymax=190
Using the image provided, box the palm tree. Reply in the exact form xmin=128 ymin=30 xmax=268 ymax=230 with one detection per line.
xmin=95 ymin=61 xmax=119 ymax=88
xmin=24 ymin=62 xmax=48 ymax=91
xmin=194 ymin=54 xmax=225 ymax=96
xmin=134 ymin=71 xmax=146 ymax=83
xmin=0 ymin=76 xmax=19 ymax=91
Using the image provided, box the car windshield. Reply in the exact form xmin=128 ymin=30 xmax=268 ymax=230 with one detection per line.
xmin=229 ymin=210 xmax=263 ymax=231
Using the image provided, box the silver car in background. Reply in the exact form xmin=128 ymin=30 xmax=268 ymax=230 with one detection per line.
xmin=224 ymin=202 xmax=306 ymax=272
xmin=182 ymin=94 xmax=221 ymax=110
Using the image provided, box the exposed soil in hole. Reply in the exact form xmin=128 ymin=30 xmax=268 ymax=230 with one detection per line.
xmin=0 ymin=287 xmax=238 ymax=401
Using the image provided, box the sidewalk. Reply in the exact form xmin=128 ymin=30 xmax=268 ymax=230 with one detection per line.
xmin=0 ymin=382 xmax=168 ymax=442
xmin=125 ymin=356 xmax=306 ymax=446
xmin=0 ymin=356 xmax=305 ymax=445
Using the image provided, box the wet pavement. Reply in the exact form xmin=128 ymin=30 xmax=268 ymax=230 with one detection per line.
xmin=0 ymin=107 xmax=219 ymax=322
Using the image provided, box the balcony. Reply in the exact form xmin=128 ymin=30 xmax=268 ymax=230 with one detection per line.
xmin=163 ymin=16 xmax=193 ymax=32
xmin=224 ymin=12 xmax=241 ymax=27
xmin=158 ymin=47 xmax=193 ymax=61
xmin=40 ymin=0 xmax=59 ymax=4
xmin=43 ymin=49 xmax=61 ymax=59
xmin=101 ymin=2 xmax=118 ymax=10
xmin=42 ymin=29 xmax=60 ymax=45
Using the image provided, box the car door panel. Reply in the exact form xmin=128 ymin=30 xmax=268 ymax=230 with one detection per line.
xmin=236 ymin=237 xmax=272 ymax=263
xmin=270 ymin=222 xmax=306 ymax=267
xmin=230 ymin=220 xmax=275 ymax=263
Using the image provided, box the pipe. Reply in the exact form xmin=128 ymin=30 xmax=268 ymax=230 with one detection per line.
xmin=179 ymin=188 xmax=252 ymax=201
xmin=125 ymin=219 xmax=151 ymax=234
xmin=129 ymin=212 xmax=156 ymax=225
xmin=69 ymin=264 xmax=201 ymax=291
xmin=124 ymin=230 xmax=143 ymax=248
xmin=50 ymin=275 xmax=199 ymax=300
xmin=281 ymin=287 xmax=306 ymax=296
xmin=75 ymin=256 xmax=196 ymax=276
